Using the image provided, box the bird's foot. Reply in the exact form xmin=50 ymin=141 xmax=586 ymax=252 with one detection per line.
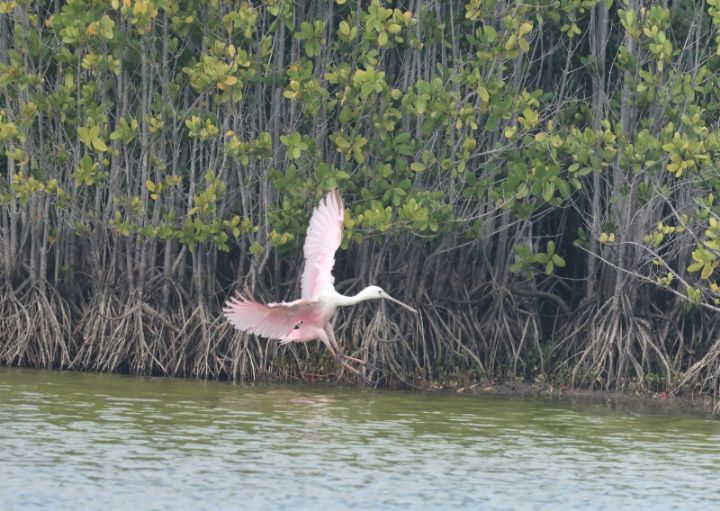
xmin=336 ymin=352 xmax=380 ymax=373
xmin=357 ymin=372 xmax=376 ymax=386
xmin=334 ymin=353 xmax=377 ymax=386
xmin=338 ymin=353 xmax=366 ymax=365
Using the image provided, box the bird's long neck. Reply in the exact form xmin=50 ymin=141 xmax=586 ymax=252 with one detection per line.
xmin=331 ymin=288 xmax=376 ymax=307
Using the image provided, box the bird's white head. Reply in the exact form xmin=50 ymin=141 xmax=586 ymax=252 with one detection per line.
xmin=361 ymin=286 xmax=417 ymax=313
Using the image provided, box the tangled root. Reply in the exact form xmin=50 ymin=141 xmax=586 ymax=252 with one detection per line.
xmin=73 ymin=290 xmax=177 ymax=375
xmin=0 ymin=282 xmax=72 ymax=368
xmin=553 ymin=293 xmax=672 ymax=391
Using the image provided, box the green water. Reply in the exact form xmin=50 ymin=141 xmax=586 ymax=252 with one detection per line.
xmin=1 ymin=368 xmax=719 ymax=510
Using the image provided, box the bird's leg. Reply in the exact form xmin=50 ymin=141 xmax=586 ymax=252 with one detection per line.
xmin=324 ymin=323 xmax=342 ymax=356
xmin=339 ymin=353 xmax=367 ymax=365
xmin=336 ymin=358 xmax=374 ymax=386
xmin=324 ymin=323 xmax=368 ymax=366
xmin=320 ymin=328 xmax=373 ymax=385
xmin=328 ymin=341 xmax=373 ymax=384
xmin=324 ymin=323 xmax=382 ymax=373
xmin=318 ymin=329 xmax=352 ymax=369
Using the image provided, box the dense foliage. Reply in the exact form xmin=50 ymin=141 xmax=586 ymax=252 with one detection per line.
xmin=2 ymin=0 xmax=720 ymax=402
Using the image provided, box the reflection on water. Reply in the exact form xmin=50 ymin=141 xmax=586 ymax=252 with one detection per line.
xmin=1 ymin=367 xmax=719 ymax=510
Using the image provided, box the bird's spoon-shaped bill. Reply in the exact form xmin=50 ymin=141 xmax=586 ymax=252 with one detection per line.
xmin=385 ymin=294 xmax=418 ymax=313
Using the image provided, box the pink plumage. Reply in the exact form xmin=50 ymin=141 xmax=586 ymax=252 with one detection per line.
xmin=223 ymin=190 xmax=343 ymax=342
xmin=223 ymin=295 xmax=319 ymax=341
xmin=300 ymin=189 xmax=344 ymax=300
xmin=223 ymin=189 xmax=416 ymax=379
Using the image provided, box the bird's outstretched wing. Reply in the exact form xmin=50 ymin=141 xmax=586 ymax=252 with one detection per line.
xmin=301 ymin=189 xmax=344 ymax=300
xmin=223 ymin=295 xmax=318 ymax=340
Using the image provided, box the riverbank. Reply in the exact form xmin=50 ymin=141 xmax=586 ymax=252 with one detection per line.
xmin=4 ymin=360 xmax=716 ymax=417
xmin=453 ymin=381 xmax=718 ymax=416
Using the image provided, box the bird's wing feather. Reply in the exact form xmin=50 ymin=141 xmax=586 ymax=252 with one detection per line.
xmin=223 ymin=295 xmax=318 ymax=340
xmin=300 ymin=189 xmax=344 ymax=300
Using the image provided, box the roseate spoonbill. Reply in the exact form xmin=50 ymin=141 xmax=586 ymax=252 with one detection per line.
xmin=223 ymin=189 xmax=417 ymax=378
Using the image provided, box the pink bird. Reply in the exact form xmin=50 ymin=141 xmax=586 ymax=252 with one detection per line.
xmin=223 ymin=189 xmax=417 ymax=378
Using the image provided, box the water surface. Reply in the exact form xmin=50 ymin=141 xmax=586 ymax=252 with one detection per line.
xmin=1 ymin=367 xmax=719 ymax=510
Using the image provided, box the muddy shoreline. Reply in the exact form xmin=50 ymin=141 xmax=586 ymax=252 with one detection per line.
xmin=447 ymin=380 xmax=718 ymax=415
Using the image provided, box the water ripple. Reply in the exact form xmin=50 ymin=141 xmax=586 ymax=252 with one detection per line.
xmin=1 ymin=368 xmax=720 ymax=510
